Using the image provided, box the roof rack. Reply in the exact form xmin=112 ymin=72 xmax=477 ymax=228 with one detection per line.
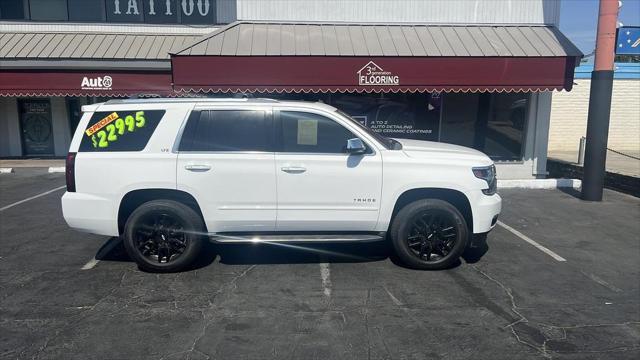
xmin=103 ymin=98 xmax=280 ymax=105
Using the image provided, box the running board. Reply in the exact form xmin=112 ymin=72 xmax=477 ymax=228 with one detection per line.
xmin=209 ymin=233 xmax=386 ymax=244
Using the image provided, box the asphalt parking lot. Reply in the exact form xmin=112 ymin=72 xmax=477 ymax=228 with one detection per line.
xmin=1 ymin=169 xmax=639 ymax=360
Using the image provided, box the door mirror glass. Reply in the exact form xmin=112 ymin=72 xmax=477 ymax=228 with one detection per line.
xmin=346 ymin=138 xmax=366 ymax=154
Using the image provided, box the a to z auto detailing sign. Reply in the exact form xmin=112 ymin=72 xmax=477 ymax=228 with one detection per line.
xmin=80 ymin=110 xmax=165 ymax=152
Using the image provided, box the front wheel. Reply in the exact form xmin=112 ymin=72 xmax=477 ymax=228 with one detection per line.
xmin=390 ymin=199 xmax=468 ymax=270
xmin=123 ymin=200 xmax=204 ymax=272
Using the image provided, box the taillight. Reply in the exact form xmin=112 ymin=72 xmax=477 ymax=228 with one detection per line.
xmin=66 ymin=152 xmax=76 ymax=192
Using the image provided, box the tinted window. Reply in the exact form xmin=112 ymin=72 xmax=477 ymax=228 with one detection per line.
xmin=68 ymin=0 xmax=106 ymax=22
xmin=179 ymin=110 xmax=269 ymax=152
xmin=79 ymin=110 xmax=164 ymax=152
xmin=280 ymin=111 xmax=358 ymax=154
xmin=0 ymin=0 xmax=27 ymax=19
xmin=29 ymin=0 xmax=68 ymax=20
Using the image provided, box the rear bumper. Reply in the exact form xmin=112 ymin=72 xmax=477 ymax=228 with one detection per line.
xmin=61 ymin=192 xmax=118 ymax=236
xmin=467 ymin=191 xmax=502 ymax=234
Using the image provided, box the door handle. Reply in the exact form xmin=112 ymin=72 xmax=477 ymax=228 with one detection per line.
xmin=184 ymin=164 xmax=211 ymax=172
xmin=281 ymin=166 xmax=306 ymax=174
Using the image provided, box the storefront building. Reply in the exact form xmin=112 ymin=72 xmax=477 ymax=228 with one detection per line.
xmin=1 ymin=0 xmax=582 ymax=179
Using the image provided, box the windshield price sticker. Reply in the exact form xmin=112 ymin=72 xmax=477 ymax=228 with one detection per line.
xmin=85 ymin=112 xmax=119 ymax=136
xmin=87 ymin=111 xmax=147 ymax=148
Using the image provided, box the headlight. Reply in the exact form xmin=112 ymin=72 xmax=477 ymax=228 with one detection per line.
xmin=472 ymin=165 xmax=497 ymax=195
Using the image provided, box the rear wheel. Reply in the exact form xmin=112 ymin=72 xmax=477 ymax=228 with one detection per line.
xmin=123 ymin=200 xmax=204 ymax=272
xmin=390 ymin=199 xmax=468 ymax=270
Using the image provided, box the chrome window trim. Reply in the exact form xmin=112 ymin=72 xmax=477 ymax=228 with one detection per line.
xmin=273 ymin=151 xmax=377 ymax=157
xmin=177 ymin=150 xmax=274 ymax=155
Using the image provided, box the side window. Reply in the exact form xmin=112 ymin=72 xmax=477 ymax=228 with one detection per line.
xmin=179 ymin=110 xmax=269 ymax=152
xmin=78 ymin=110 xmax=164 ymax=152
xmin=280 ymin=111 xmax=360 ymax=154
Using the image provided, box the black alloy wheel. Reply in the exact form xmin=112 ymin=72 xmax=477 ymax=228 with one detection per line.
xmin=133 ymin=211 xmax=189 ymax=264
xmin=406 ymin=209 xmax=458 ymax=262
xmin=123 ymin=200 xmax=204 ymax=272
xmin=390 ymin=199 xmax=468 ymax=270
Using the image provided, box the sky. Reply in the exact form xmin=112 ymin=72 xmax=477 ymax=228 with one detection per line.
xmin=560 ymin=0 xmax=640 ymax=56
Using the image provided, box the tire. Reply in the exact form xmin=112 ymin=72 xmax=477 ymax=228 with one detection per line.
xmin=123 ymin=199 xmax=204 ymax=272
xmin=390 ymin=199 xmax=468 ymax=270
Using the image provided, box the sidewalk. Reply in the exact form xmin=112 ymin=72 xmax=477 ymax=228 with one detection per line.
xmin=549 ymin=150 xmax=640 ymax=177
xmin=0 ymin=159 xmax=65 ymax=168
xmin=0 ymin=159 xmax=66 ymax=173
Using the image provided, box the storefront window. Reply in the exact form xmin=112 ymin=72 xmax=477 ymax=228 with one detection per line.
xmin=329 ymin=93 xmax=441 ymax=142
xmin=0 ymin=0 xmax=27 ymax=19
xmin=0 ymin=0 xmax=220 ymax=24
xmin=106 ymin=0 xmax=144 ymax=22
xmin=179 ymin=0 xmax=216 ymax=24
xmin=29 ymin=0 xmax=68 ymax=21
xmin=68 ymin=0 xmax=106 ymax=22
xmin=144 ymin=0 xmax=178 ymax=23
xmin=441 ymin=93 xmax=528 ymax=161
xmin=266 ymin=91 xmax=525 ymax=161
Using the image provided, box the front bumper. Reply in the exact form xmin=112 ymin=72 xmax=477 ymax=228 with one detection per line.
xmin=466 ymin=191 xmax=502 ymax=234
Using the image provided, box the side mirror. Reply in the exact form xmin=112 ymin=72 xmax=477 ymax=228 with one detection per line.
xmin=346 ymin=138 xmax=367 ymax=154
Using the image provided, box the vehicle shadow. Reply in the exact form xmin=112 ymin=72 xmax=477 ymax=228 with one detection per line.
xmin=461 ymin=233 xmax=490 ymax=264
xmin=93 ymin=236 xmax=486 ymax=270
xmin=93 ymin=236 xmax=218 ymax=271
xmin=215 ymin=241 xmax=391 ymax=265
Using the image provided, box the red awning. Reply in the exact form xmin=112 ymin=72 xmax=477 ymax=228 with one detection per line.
xmin=172 ymin=56 xmax=578 ymax=94
xmin=170 ymin=22 xmax=583 ymax=94
xmin=0 ymin=71 xmax=173 ymax=97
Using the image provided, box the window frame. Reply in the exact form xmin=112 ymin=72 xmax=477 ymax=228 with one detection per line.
xmin=177 ymin=107 xmax=275 ymax=154
xmin=274 ymin=108 xmax=377 ymax=156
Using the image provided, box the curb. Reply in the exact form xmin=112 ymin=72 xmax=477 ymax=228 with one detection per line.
xmin=48 ymin=167 xmax=66 ymax=173
xmin=498 ymin=179 xmax=581 ymax=189
xmin=547 ymin=159 xmax=639 ymax=198
xmin=0 ymin=168 xmax=14 ymax=174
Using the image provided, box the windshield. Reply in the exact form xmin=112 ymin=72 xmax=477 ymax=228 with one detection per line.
xmin=336 ymin=109 xmax=402 ymax=150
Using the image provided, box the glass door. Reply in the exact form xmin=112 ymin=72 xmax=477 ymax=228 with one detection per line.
xmin=18 ymin=99 xmax=55 ymax=156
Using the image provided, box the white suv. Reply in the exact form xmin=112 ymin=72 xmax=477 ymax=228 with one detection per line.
xmin=62 ymin=98 xmax=501 ymax=272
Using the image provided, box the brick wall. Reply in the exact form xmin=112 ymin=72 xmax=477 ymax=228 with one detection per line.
xmin=548 ymin=78 xmax=640 ymax=152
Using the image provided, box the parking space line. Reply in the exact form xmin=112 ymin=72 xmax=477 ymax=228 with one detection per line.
xmin=81 ymin=237 xmax=121 ymax=270
xmin=0 ymin=185 xmax=66 ymax=212
xmin=319 ymin=263 xmax=332 ymax=297
xmin=81 ymin=258 xmax=100 ymax=270
xmin=580 ymin=270 xmax=622 ymax=292
xmin=497 ymin=221 xmax=567 ymax=262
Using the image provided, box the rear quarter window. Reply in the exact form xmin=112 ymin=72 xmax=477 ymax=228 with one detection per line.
xmin=78 ymin=110 xmax=165 ymax=152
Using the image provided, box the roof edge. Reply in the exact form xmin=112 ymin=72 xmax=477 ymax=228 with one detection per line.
xmin=173 ymin=21 xmax=583 ymax=58
xmin=172 ymin=22 xmax=241 ymax=56
xmin=0 ymin=59 xmax=170 ymax=71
